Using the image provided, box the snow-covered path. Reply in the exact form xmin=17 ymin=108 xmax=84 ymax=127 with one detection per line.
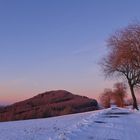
xmin=68 ymin=108 xmax=140 ymax=140
xmin=0 ymin=107 xmax=140 ymax=140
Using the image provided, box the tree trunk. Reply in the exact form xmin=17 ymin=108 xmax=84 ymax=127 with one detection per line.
xmin=129 ymin=84 xmax=139 ymax=110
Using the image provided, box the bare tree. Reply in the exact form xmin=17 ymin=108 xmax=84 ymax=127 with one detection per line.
xmin=102 ymin=23 xmax=140 ymax=110
xmin=100 ymin=89 xmax=112 ymax=108
xmin=113 ymin=82 xmax=127 ymax=107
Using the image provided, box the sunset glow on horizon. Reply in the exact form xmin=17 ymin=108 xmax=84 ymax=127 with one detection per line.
xmin=0 ymin=0 xmax=140 ymax=105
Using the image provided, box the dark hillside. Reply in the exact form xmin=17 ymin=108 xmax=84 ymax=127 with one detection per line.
xmin=0 ymin=90 xmax=98 ymax=122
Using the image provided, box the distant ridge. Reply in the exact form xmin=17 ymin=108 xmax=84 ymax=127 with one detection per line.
xmin=0 ymin=90 xmax=98 ymax=122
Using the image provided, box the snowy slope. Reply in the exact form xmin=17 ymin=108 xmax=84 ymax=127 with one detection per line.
xmin=0 ymin=107 xmax=140 ymax=140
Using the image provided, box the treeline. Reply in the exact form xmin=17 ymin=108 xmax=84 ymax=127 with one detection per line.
xmin=100 ymin=82 xmax=127 ymax=108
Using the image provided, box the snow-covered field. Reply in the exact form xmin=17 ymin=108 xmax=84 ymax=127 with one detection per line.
xmin=0 ymin=107 xmax=140 ymax=140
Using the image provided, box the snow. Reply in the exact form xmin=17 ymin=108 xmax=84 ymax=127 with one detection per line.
xmin=0 ymin=107 xmax=140 ymax=140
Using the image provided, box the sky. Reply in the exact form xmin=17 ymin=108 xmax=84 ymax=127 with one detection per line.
xmin=0 ymin=0 xmax=140 ymax=105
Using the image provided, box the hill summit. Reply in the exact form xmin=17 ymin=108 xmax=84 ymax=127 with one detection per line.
xmin=0 ymin=90 xmax=98 ymax=122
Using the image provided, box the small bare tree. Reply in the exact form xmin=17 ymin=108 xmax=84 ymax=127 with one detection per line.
xmin=100 ymin=89 xmax=112 ymax=108
xmin=113 ymin=82 xmax=127 ymax=107
xmin=102 ymin=23 xmax=140 ymax=110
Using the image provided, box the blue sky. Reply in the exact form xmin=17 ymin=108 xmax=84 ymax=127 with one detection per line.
xmin=0 ymin=0 xmax=140 ymax=104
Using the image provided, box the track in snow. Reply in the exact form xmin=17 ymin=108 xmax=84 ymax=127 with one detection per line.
xmin=67 ymin=107 xmax=140 ymax=140
xmin=0 ymin=107 xmax=139 ymax=140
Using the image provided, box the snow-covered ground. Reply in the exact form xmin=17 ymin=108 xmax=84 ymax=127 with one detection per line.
xmin=0 ymin=107 xmax=140 ymax=140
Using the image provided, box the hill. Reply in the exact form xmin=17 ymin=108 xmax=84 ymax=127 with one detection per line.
xmin=0 ymin=90 xmax=98 ymax=121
